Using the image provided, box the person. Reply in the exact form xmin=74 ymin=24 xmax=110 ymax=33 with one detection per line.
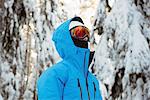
xmin=37 ymin=16 xmax=102 ymax=100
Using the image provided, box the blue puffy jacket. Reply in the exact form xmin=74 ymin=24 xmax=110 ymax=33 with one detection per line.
xmin=37 ymin=18 xmax=102 ymax=100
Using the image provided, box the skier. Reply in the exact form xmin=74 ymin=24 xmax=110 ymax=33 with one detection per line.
xmin=37 ymin=16 xmax=102 ymax=100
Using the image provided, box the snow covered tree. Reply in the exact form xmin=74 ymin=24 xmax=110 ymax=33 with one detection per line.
xmin=0 ymin=0 xmax=65 ymax=99
xmin=93 ymin=0 xmax=150 ymax=99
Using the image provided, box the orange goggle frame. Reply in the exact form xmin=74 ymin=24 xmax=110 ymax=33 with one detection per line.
xmin=70 ymin=26 xmax=90 ymax=41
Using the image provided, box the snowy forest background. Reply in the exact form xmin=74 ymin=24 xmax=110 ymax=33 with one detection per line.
xmin=0 ymin=0 xmax=149 ymax=100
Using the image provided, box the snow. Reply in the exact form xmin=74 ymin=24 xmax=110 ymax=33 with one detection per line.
xmin=0 ymin=0 xmax=63 ymax=99
xmin=0 ymin=94 xmax=3 ymax=100
xmin=94 ymin=0 xmax=150 ymax=99
xmin=108 ymin=0 xmax=115 ymax=7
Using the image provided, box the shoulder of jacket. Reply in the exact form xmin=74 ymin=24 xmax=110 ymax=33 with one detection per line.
xmin=47 ymin=61 xmax=70 ymax=81
xmin=38 ymin=61 xmax=70 ymax=86
xmin=44 ymin=61 xmax=69 ymax=75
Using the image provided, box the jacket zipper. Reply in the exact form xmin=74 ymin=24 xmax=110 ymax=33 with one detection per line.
xmin=77 ymin=78 xmax=83 ymax=100
xmin=93 ymin=82 xmax=96 ymax=99
xmin=84 ymin=51 xmax=90 ymax=100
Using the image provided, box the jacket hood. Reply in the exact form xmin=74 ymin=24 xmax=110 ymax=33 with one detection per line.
xmin=52 ymin=18 xmax=90 ymax=77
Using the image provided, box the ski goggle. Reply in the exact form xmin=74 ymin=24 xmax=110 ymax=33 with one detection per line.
xmin=70 ymin=26 xmax=90 ymax=41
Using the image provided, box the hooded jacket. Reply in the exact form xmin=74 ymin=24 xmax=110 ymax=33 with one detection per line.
xmin=37 ymin=18 xmax=102 ymax=100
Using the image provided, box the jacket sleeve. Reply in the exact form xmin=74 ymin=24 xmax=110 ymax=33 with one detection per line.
xmin=96 ymin=80 xmax=103 ymax=100
xmin=37 ymin=65 xmax=68 ymax=100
